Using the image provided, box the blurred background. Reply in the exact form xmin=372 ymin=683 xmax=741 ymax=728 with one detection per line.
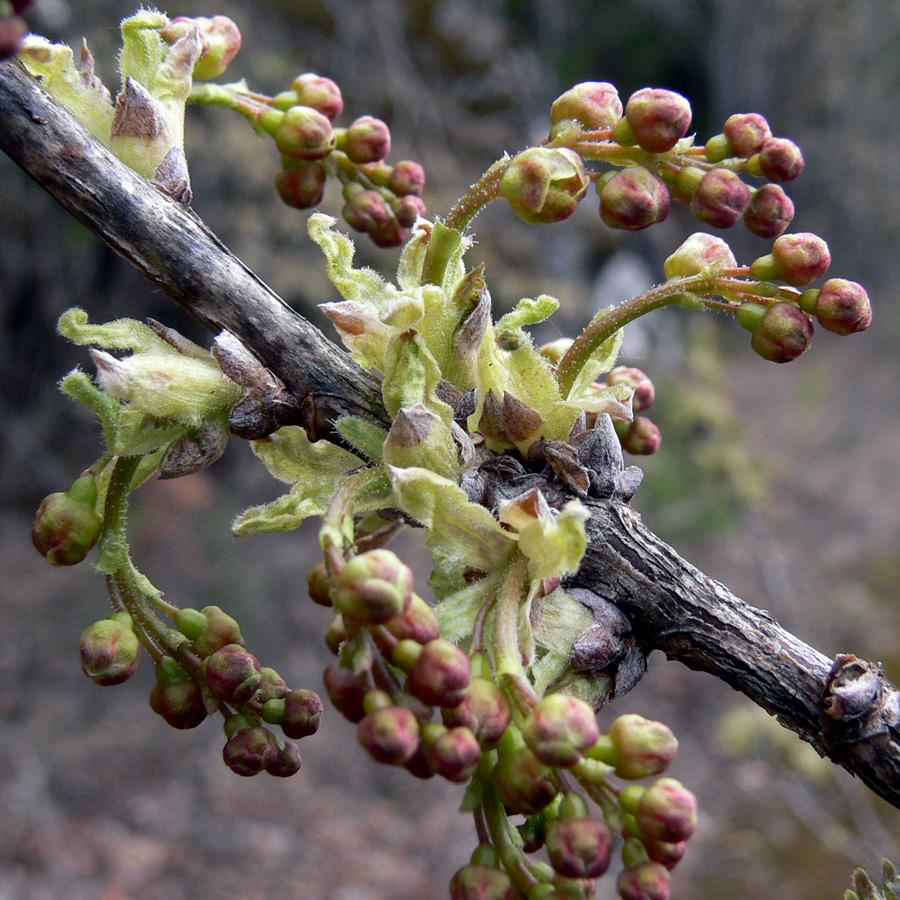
xmin=2 ymin=1 xmax=900 ymax=898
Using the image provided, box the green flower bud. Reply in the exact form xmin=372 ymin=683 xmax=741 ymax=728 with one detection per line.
xmin=500 ymin=148 xmax=589 ymax=225
xmin=722 ymin=112 xmax=771 ymax=157
xmin=599 ymin=166 xmax=670 ymax=231
xmin=322 ymin=659 xmax=369 ymax=723
xmin=441 ymin=676 xmax=511 ymax=749
xmin=275 ymin=105 xmax=336 ymax=161
xmin=744 ymin=183 xmax=794 ymax=238
xmin=291 ymin=72 xmax=344 ymax=121
xmin=449 ymin=864 xmax=514 ymax=900
xmin=617 ymin=862 xmax=671 ymax=900
xmin=494 ymin=740 xmax=559 ymax=815
xmin=605 ymin=714 xmax=678 ymax=779
xmin=384 ymin=592 xmax=441 ymax=646
xmin=689 ymin=169 xmax=751 ymax=228
xmin=428 ymin=725 xmax=482 ymax=783
xmin=624 ymin=88 xmax=692 ymax=153
xmin=223 ymin=726 xmax=278 ymax=777
xmin=183 ymin=605 xmax=245 ymax=658
xmin=357 ymin=705 xmax=420 ymax=765
xmin=809 ymin=278 xmax=872 ymax=335
xmin=406 ymin=638 xmax=472 ymax=708
xmin=545 ymin=816 xmax=613 ymax=878
xmin=342 ymin=115 xmax=392 ymax=164
xmin=388 ymin=160 xmax=426 ymax=197
xmin=635 ymin=777 xmax=697 ymax=843
xmin=332 ymin=549 xmax=414 ymax=625
xmin=79 ymin=613 xmax=140 ymax=686
xmin=265 ymin=739 xmax=303 ymax=777
xmin=254 ymin=667 xmax=290 ymax=704
xmin=551 ymin=81 xmax=623 ymax=130
xmin=754 ymin=136 xmax=804 ymax=182
xmin=32 ymin=474 xmax=102 ymax=566
xmin=664 ymin=233 xmax=737 ymax=282
xmin=307 ymin=560 xmax=333 ymax=607
xmin=522 ymin=694 xmax=600 ymax=768
xmin=703 ymin=133 xmax=732 ymax=163
xmin=275 ymin=160 xmax=327 ymax=209
xmin=205 ymin=643 xmax=262 ymax=704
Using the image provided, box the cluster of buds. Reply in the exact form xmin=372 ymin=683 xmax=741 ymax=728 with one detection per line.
xmin=497 ymin=81 xmax=804 ymax=241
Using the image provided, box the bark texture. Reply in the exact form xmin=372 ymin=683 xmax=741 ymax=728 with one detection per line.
xmin=3 ymin=58 xmax=900 ymax=809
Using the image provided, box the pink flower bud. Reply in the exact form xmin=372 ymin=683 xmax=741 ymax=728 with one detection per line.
xmin=722 ymin=113 xmax=771 ymax=157
xmin=810 ymin=278 xmax=872 ymax=335
xmin=663 ymin=233 xmax=737 ymax=279
xmin=617 ymin=417 xmax=661 ymax=456
xmin=545 ymin=816 xmax=614 ymax=879
xmin=607 ymin=713 xmax=678 ymax=779
xmin=291 ymin=72 xmax=344 ymax=121
xmin=149 ymin=661 xmax=207 ymax=730
xmin=275 ymin=160 xmax=327 ymax=209
xmin=306 ymin=560 xmax=333 ymax=607
xmin=369 ymin=219 xmax=411 ymax=248
xmin=162 ymin=16 xmax=242 ymax=80
xmin=624 ymin=88 xmax=692 ymax=153
xmin=500 ymin=147 xmax=589 ymax=225
xmin=689 ymin=169 xmax=752 ymax=228
xmin=205 ymin=643 xmax=262 ymax=704
xmin=442 ymin=677 xmax=511 ymax=749
xmin=384 ymin=593 xmax=442 ymax=646
xmin=617 ymin=861 xmax=671 ymax=900
xmin=756 ymin=136 xmax=805 ymax=182
xmin=449 ymin=864 xmax=514 ymax=900
xmin=493 ymin=745 xmax=559 ymax=815
xmin=333 ymin=549 xmax=414 ymax=625
xmin=388 ymin=160 xmax=426 ymax=197
xmin=322 ymin=660 xmax=369 ymax=723
xmin=644 ymin=838 xmax=687 ymax=870
xmin=265 ymin=740 xmax=303 ymax=777
xmin=282 ymin=688 xmax=324 ymax=739
xmin=183 ymin=605 xmax=245 ymax=658
xmin=551 ymin=81 xmax=623 ymax=129
xmin=768 ymin=232 xmax=831 ymax=286
xmin=635 ymin=777 xmax=698 ymax=843
xmin=357 ymin=705 xmax=420 ymax=765
xmin=600 ymin=167 xmax=670 ymax=231
xmin=394 ymin=194 xmax=427 ymax=227
xmin=32 ymin=474 xmax=102 ymax=567
xmin=79 ymin=614 xmax=140 ymax=686
xmin=275 ymin=105 xmax=336 ymax=160
xmin=607 ymin=366 xmax=655 ymax=412
xmin=342 ymin=189 xmax=392 ymax=233
xmin=429 ymin=726 xmax=482 ymax=782
xmin=223 ymin=726 xmax=278 ymax=776
xmin=744 ymin=183 xmax=794 ymax=238
xmin=742 ymin=301 xmax=813 ymax=363
xmin=521 ymin=694 xmax=600 ymax=767
xmin=407 ymin=638 xmax=472 ymax=708
xmin=344 ymin=115 xmax=392 ymax=164
xmin=0 ymin=14 xmax=27 ymax=61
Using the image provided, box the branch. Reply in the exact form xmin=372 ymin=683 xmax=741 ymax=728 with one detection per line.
xmin=3 ymin=58 xmax=900 ymax=809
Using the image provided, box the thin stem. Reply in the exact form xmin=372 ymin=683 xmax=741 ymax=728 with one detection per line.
xmin=443 ymin=159 xmax=509 ymax=233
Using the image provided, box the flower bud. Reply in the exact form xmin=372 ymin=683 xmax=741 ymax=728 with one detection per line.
xmin=722 ymin=112 xmax=771 ymax=157
xmin=223 ymin=726 xmax=278 ymax=777
xmin=332 ymin=549 xmax=414 ymax=625
xmin=325 ymin=615 xmax=349 ymax=656
xmin=635 ymin=778 xmax=697 ymax=843
xmin=663 ymin=233 xmax=736 ymax=280
xmin=275 ymin=105 xmax=336 ymax=160
xmin=281 ymin=688 xmax=324 ymax=739
xmin=599 ymin=167 xmax=670 ymax=231
xmin=755 ymin=136 xmax=805 ymax=182
xmin=500 ymin=148 xmax=589 ymax=225
xmin=406 ymin=638 xmax=472 ymax=708
xmin=79 ymin=613 xmax=140 ymax=686
xmin=624 ymin=88 xmax=692 ymax=153
xmin=617 ymin=862 xmax=671 ymax=900
xmin=0 ymin=13 xmax=27 ymax=62
xmin=357 ymin=705 xmax=420 ymax=765
xmin=322 ymin=659 xmax=369 ymax=723
xmin=384 ymin=593 xmax=442 ymax=645
xmin=689 ymin=169 xmax=751 ymax=228
xmin=388 ymin=160 xmax=426 ymax=197
xmin=205 ymin=643 xmax=261 ymax=704
xmin=149 ymin=661 xmax=208 ymax=730
xmin=644 ymin=838 xmax=687 ymax=871
xmin=764 ymin=232 xmax=831 ymax=286
xmin=181 ymin=605 xmax=245 ymax=657
xmin=291 ymin=72 xmax=344 ymax=121
xmin=606 ymin=714 xmax=678 ymax=779
xmin=307 ymin=560 xmax=333 ymax=607
xmin=744 ymin=183 xmax=794 ymax=238
xmin=342 ymin=189 xmax=392 ymax=233
xmin=394 ymin=194 xmax=428 ymax=227
xmin=254 ymin=667 xmax=290 ymax=704
xmin=545 ymin=817 xmax=614 ymax=879
xmin=162 ymin=16 xmax=242 ymax=80
xmin=494 ymin=744 xmax=559 ymax=815
xmin=429 ymin=725 xmax=482 ymax=782
xmin=450 ymin=864 xmax=514 ymax=900
xmin=616 ymin=417 xmax=661 ymax=456
xmin=808 ymin=278 xmax=872 ymax=335
xmin=551 ymin=81 xmax=623 ymax=130
xmin=743 ymin=302 xmax=814 ymax=363
xmin=442 ymin=676 xmax=511 ymax=749
xmin=607 ymin=367 xmax=654 ymax=412
xmin=521 ymin=694 xmax=600 ymax=768
xmin=369 ymin=219 xmax=410 ymax=248
xmin=275 ymin=160 xmax=327 ymax=209
xmin=32 ymin=474 xmax=103 ymax=566
xmin=343 ymin=115 xmax=392 ymax=164
xmin=265 ymin=740 xmax=303 ymax=777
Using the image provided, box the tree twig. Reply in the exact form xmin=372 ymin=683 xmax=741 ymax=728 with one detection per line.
xmin=3 ymin=57 xmax=900 ymax=809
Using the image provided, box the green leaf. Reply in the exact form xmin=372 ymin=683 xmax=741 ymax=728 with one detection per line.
xmin=335 ymin=416 xmax=387 ymax=462
xmin=249 ymin=426 xmax=363 ymax=486
xmin=517 ymin=500 xmax=588 ymax=581
xmin=434 ymin=570 xmax=506 ymax=645
xmin=495 ymin=294 xmax=559 ymax=333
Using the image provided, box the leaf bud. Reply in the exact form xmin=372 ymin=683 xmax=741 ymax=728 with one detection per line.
xmin=689 ymin=169 xmax=751 ymax=229
xmin=605 ymin=714 xmax=678 ymax=779
xmin=500 ymin=148 xmax=589 ymax=225
xmin=275 ymin=105 xmax=336 ymax=161
xmin=599 ymin=166 xmax=670 ymax=231
xmin=265 ymin=739 xmax=303 ymax=777
xmin=635 ymin=778 xmax=697 ymax=843
xmin=441 ymin=676 xmax=511 ymax=749
xmin=740 ymin=301 xmax=814 ymax=363
xmin=185 ymin=605 xmax=245 ymax=658
xmin=624 ymin=88 xmax=692 ymax=153
xmin=357 ymin=705 xmax=420 ymax=765
xmin=544 ymin=816 xmax=614 ymax=878
xmin=428 ymin=725 xmax=482 ymax=782
xmin=388 ymin=160 xmax=426 ymax=197
xmin=449 ymin=864 xmax=515 ymax=900
xmin=551 ymin=81 xmax=623 ymax=130
xmin=722 ymin=112 xmax=772 ymax=157
xmin=663 ymin=233 xmax=737 ymax=280
xmin=32 ymin=473 xmax=103 ymax=567
xmin=744 ymin=183 xmax=794 ymax=238
xmin=149 ymin=664 xmax=207 ymax=730
xmin=384 ymin=592 xmax=442 ymax=645
xmin=281 ymin=688 xmax=324 ymax=739
xmin=223 ymin=726 xmax=278 ymax=777
xmin=322 ymin=659 xmax=369 ymax=723
xmin=521 ymin=694 xmax=600 ymax=768
xmin=493 ymin=743 xmax=559 ymax=815
xmin=616 ymin=417 xmax=661 ymax=456
xmin=275 ymin=160 xmax=327 ymax=209
xmin=291 ymin=72 xmax=344 ymax=121
xmin=332 ymin=549 xmax=414 ymax=625
xmin=161 ymin=16 xmax=242 ymax=80
xmin=343 ymin=115 xmax=392 ymax=164
xmin=617 ymin=861 xmax=671 ymax=900
xmin=204 ymin=643 xmax=261 ymax=704
xmin=607 ymin=367 xmax=654 ymax=412
xmin=754 ymin=136 xmax=805 ymax=182
xmin=406 ymin=638 xmax=472 ymax=708
xmin=807 ymin=278 xmax=872 ymax=335
xmin=79 ymin=613 xmax=141 ymax=686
